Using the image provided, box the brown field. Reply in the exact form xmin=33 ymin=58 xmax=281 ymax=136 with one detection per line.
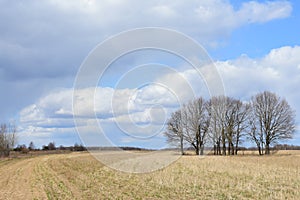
xmin=0 ymin=150 xmax=299 ymax=200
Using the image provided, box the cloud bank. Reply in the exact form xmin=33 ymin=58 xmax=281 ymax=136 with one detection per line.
xmin=18 ymin=45 xmax=300 ymax=147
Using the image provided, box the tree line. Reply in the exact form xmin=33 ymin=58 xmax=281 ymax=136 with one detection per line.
xmin=0 ymin=130 xmax=87 ymax=157
xmin=14 ymin=142 xmax=87 ymax=153
xmin=164 ymin=91 xmax=296 ymax=156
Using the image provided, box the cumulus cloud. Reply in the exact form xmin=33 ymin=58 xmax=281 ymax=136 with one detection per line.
xmin=1 ymin=0 xmax=292 ymax=70
xmin=0 ymin=0 xmax=292 ymax=122
xmin=217 ymin=46 xmax=300 ymax=117
xmin=1 ymin=0 xmax=292 ymax=59
xmin=213 ymin=46 xmax=300 ymax=145
xmin=263 ymin=46 xmax=300 ymax=74
xmin=2 ymin=0 xmax=296 ymax=146
xmin=18 ymin=45 xmax=300 ymax=146
xmin=19 ymin=83 xmax=181 ymax=147
xmin=19 ymin=83 xmax=179 ymax=134
xmin=20 ymin=89 xmax=73 ymax=124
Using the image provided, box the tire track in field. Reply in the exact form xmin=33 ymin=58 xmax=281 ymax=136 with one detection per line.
xmin=33 ymin=154 xmax=86 ymax=200
xmin=0 ymin=154 xmax=85 ymax=200
xmin=34 ymin=156 xmax=74 ymax=199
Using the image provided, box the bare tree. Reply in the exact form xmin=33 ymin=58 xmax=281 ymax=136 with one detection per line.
xmin=250 ymin=91 xmax=295 ymax=155
xmin=207 ymin=96 xmax=227 ymax=155
xmin=207 ymin=96 xmax=249 ymax=156
xmin=182 ymin=98 xmax=210 ymax=155
xmin=165 ymin=97 xmax=210 ymax=155
xmin=165 ymin=91 xmax=294 ymax=156
xmin=184 ymin=98 xmax=210 ymax=155
xmin=225 ymin=98 xmax=250 ymax=155
xmin=29 ymin=141 xmax=35 ymax=151
xmin=48 ymin=142 xmax=56 ymax=150
xmin=248 ymin=111 xmax=264 ymax=155
xmin=233 ymin=101 xmax=250 ymax=155
xmin=0 ymin=122 xmax=17 ymax=157
xmin=207 ymin=98 xmax=221 ymax=155
xmin=164 ymin=110 xmax=184 ymax=155
xmin=224 ymin=97 xmax=236 ymax=155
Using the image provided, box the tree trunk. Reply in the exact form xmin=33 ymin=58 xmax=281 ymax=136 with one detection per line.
xmin=200 ymin=144 xmax=204 ymax=155
xmin=199 ymin=140 xmax=204 ymax=155
xmin=192 ymin=142 xmax=200 ymax=155
xmin=195 ymin=130 xmax=200 ymax=155
xmin=217 ymin=140 xmax=221 ymax=155
xmin=257 ymin=143 xmax=262 ymax=155
xmin=235 ymin=139 xmax=239 ymax=155
xmin=265 ymin=143 xmax=270 ymax=155
xmin=222 ymin=129 xmax=226 ymax=156
xmin=180 ymin=136 xmax=184 ymax=155
xmin=222 ymin=143 xmax=226 ymax=155
xmin=214 ymin=144 xmax=217 ymax=155
xmin=231 ymin=142 xmax=235 ymax=155
xmin=200 ymin=147 xmax=204 ymax=155
xmin=228 ymin=142 xmax=231 ymax=155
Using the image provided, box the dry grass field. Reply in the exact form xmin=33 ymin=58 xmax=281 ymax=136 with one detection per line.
xmin=0 ymin=150 xmax=299 ymax=199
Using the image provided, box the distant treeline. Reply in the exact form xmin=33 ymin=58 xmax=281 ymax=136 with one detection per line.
xmin=272 ymin=144 xmax=300 ymax=150
xmin=13 ymin=142 xmax=87 ymax=154
xmin=13 ymin=142 xmax=155 ymax=154
xmin=87 ymin=146 xmax=154 ymax=151
xmin=241 ymin=144 xmax=300 ymax=151
xmin=12 ymin=141 xmax=300 ymax=155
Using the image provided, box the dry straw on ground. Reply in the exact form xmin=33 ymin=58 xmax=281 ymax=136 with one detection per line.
xmin=0 ymin=150 xmax=299 ymax=199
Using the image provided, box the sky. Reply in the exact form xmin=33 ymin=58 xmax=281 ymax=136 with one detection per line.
xmin=1 ymin=0 xmax=300 ymax=148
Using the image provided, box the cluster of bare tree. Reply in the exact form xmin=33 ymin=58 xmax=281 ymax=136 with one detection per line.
xmin=0 ymin=123 xmax=17 ymax=157
xmin=164 ymin=91 xmax=296 ymax=155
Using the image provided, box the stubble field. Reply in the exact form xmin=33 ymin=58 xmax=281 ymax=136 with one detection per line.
xmin=0 ymin=150 xmax=299 ymax=199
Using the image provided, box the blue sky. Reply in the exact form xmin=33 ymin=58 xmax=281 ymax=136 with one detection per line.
xmin=214 ymin=1 xmax=300 ymax=60
xmin=0 ymin=0 xmax=300 ymax=148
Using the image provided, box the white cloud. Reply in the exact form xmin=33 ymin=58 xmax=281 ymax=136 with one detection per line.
xmin=131 ymin=84 xmax=179 ymax=106
xmin=2 ymin=0 xmax=291 ymax=47
xmin=0 ymin=0 xmax=293 ymax=123
xmin=150 ymin=5 xmax=177 ymax=18
xmin=217 ymin=46 xmax=300 ymax=110
xmin=19 ymin=83 xmax=180 ymax=130
xmin=18 ymin=45 xmax=300 ymax=146
xmin=263 ymin=46 xmax=300 ymax=74
xmin=237 ymin=1 xmax=292 ymax=23
xmin=20 ymin=88 xmax=73 ymax=125
xmin=150 ymin=45 xmax=300 ymax=115
xmin=73 ymin=85 xmax=178 ymax=119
